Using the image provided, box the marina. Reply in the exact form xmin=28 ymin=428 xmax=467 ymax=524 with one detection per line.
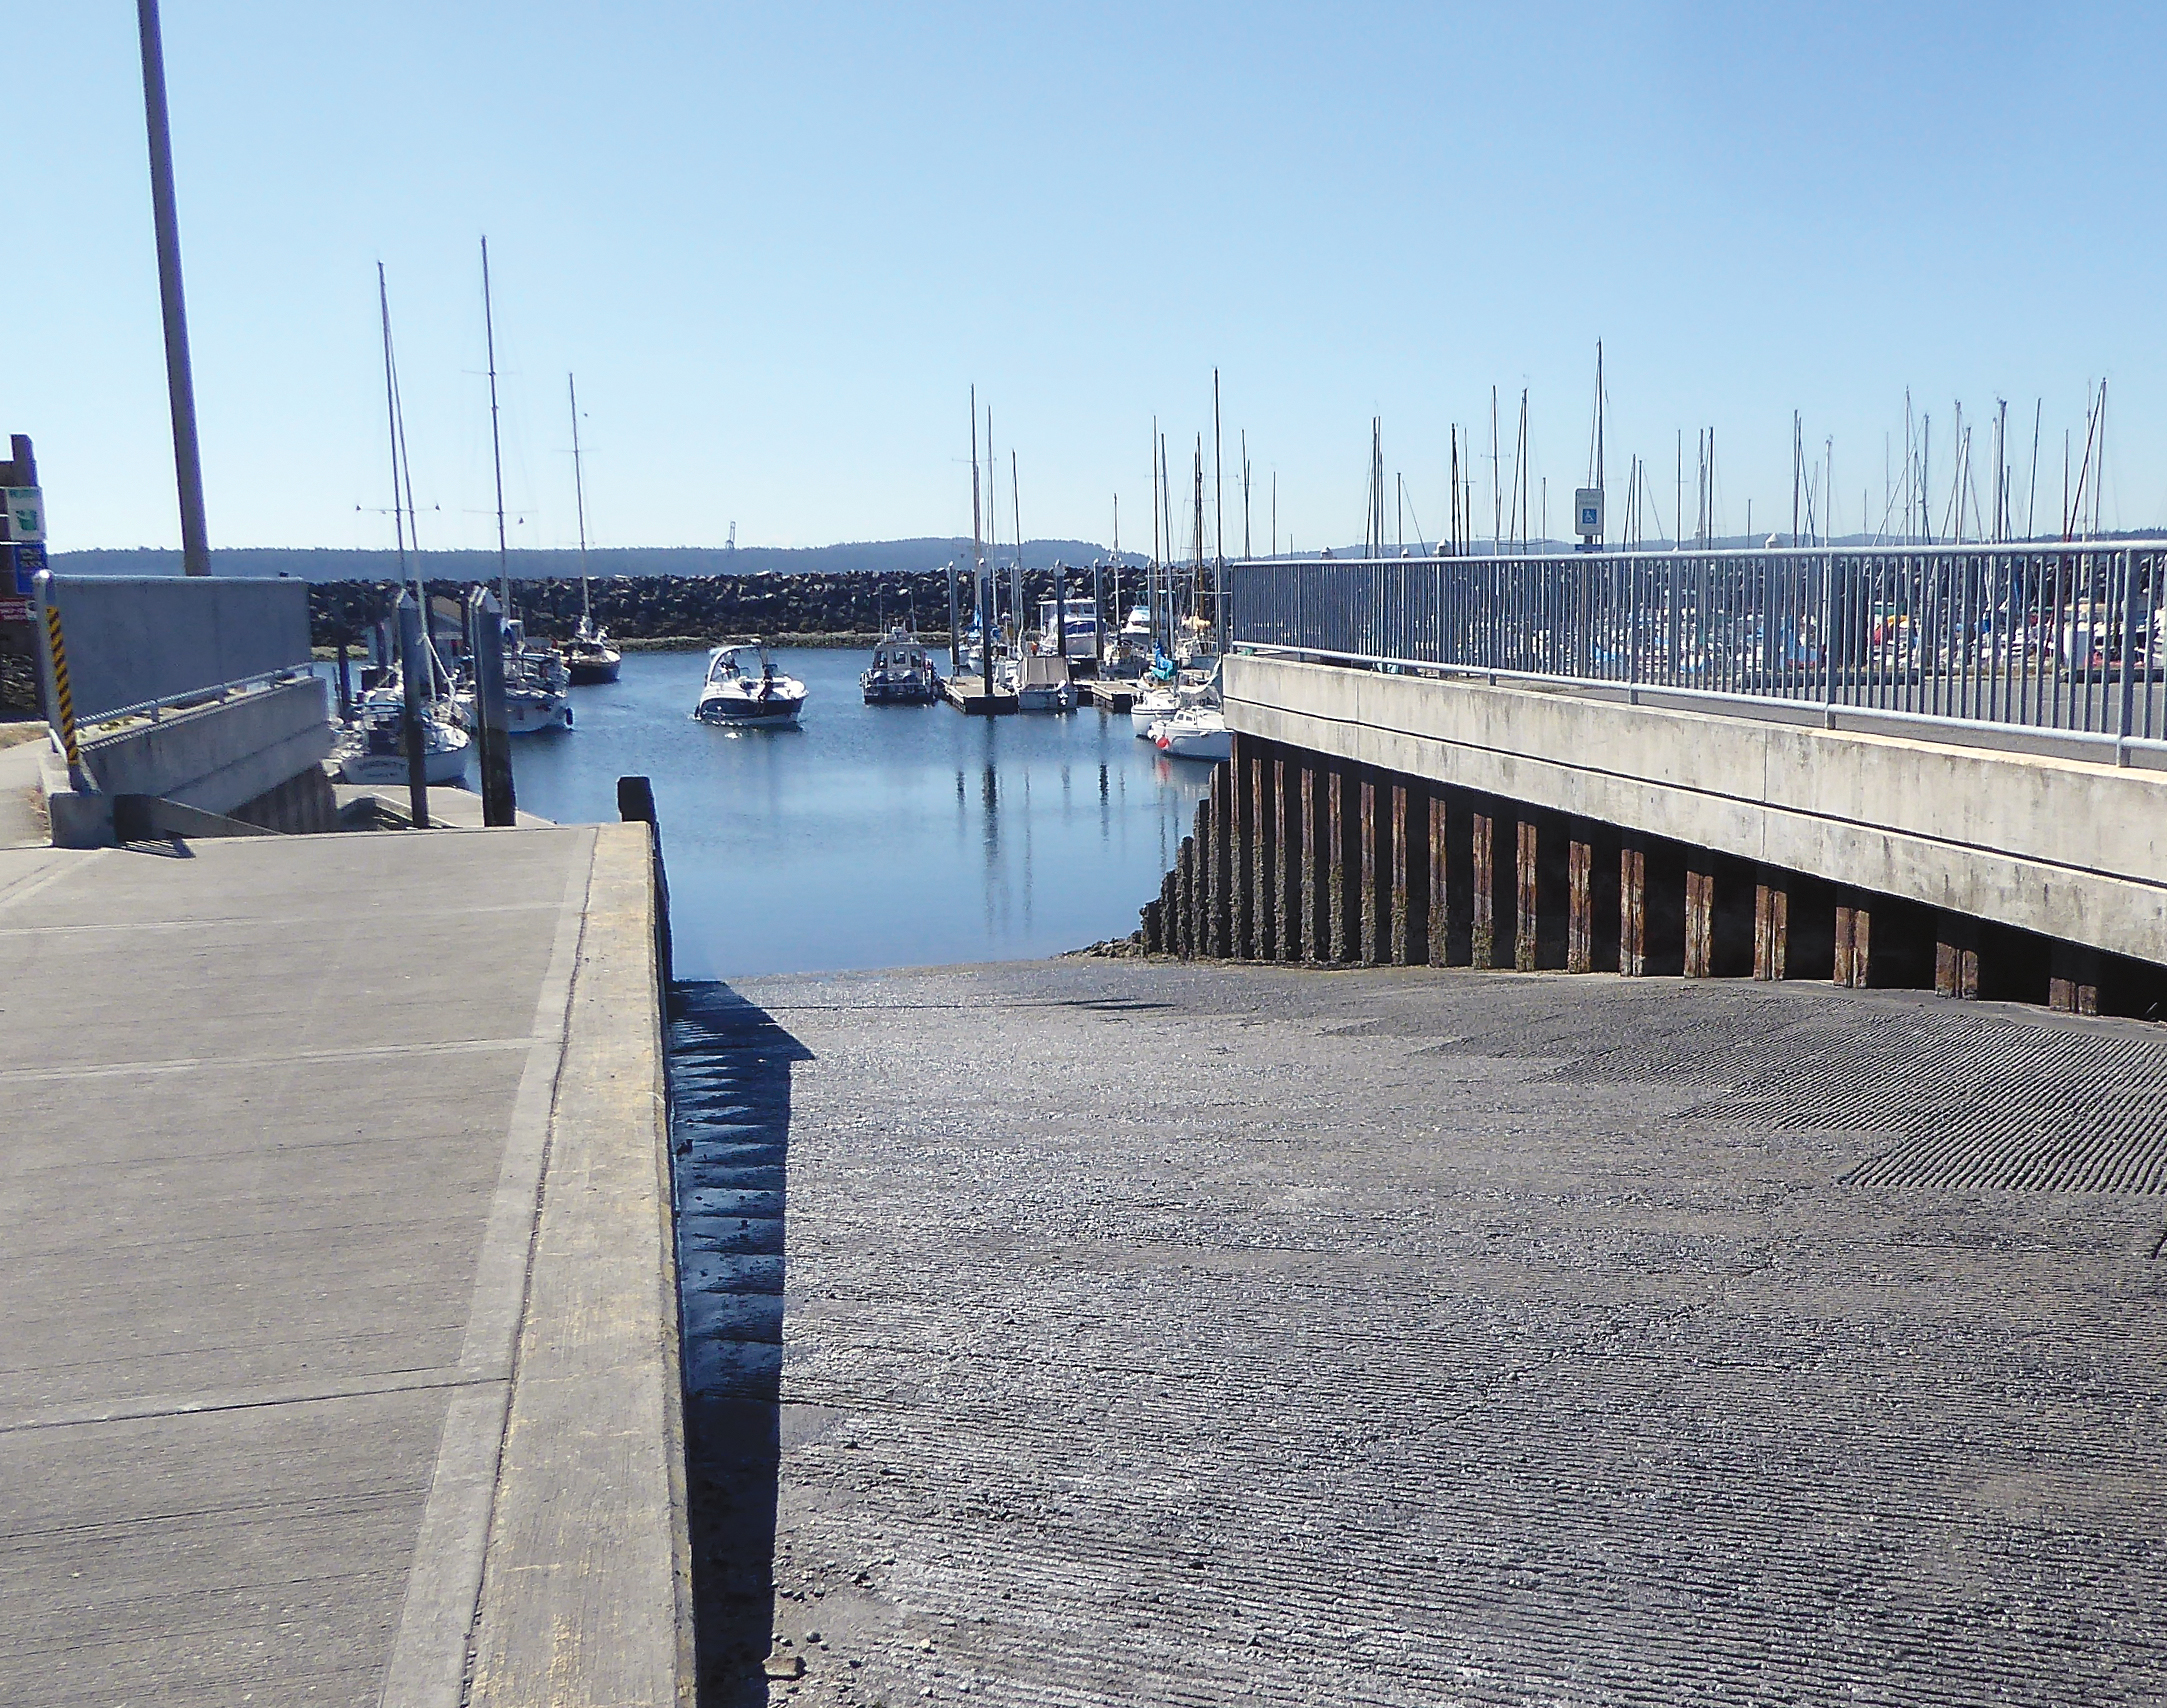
xmin=12 ymin=5 xmax=2167 ymax=1704
xmin=502 ymin=646 xmax=1209 ymax=978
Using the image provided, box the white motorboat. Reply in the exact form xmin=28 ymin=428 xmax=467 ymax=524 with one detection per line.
xmin=336 ymin=693 xmax=473 ymax=786
xmin=1036 ymin=595 xmax=1099 ymax=668
xmin=999 ymin=650 xmax=1076 ymax=712
xmin=1154 ymin=704 xmax=1232 ymax=762
xmin=696 ymin=642 xmax=807 ymax=726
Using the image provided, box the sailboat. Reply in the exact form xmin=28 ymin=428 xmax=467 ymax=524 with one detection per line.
xmin=456 ymin=237 xmax=573 ymax=735
xmin=559 ymin=373 xmax=621 ymax=685
xmin=338 ymin=262 xmax=471 ymax=787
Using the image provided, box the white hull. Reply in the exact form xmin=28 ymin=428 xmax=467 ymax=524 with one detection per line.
xmin=1131 ymin=696 xmax=1179 ymax=737
xmin=1158 ymin=726 xmax=1232 ymax=762
xmin=336 ymin=719 xmax=472 ymax=786
xmin=505 ymin=691 xmax=574 ymax=734
xmin=339 ymin=743 xmax=471 ymax=787
xmin=695 ymin=696 xmax=803 ymax=727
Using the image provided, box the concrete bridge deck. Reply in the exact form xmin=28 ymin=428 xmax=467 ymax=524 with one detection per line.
xmin=701 ymin=956 xmax=2167 ymax=1707
xmin=0 ymin=823 xmax=689 ymax=1705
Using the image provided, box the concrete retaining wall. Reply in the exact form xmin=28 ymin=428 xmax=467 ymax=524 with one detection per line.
xmin=1223 ymin=653 xmax=2167 ymax=973
xmin=47 ymin=677 xmax=334 ymax=846
xmin=45 ymin=574 xmax=310 ymax=722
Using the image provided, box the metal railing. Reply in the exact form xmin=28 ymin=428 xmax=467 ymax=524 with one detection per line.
xmin=1230 ymin=543 xmax=2167 ymax=745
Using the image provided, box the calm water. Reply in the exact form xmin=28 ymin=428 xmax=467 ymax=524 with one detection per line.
xmin=499 ymin=648 xmax=1208 ymax=979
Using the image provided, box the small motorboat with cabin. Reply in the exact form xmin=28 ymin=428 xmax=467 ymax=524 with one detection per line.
xmin=998 ymin=649 xmax=1076 ymax=712
xmin=696 ymin=642 xmax=807 ymax=726
xmin=861 ymin=628 xmax=941 ymax=704
xmin=1037 ymin=595 xmax=1100 ymax=673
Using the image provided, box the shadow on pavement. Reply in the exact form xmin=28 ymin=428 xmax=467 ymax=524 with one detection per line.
xmin=667 ymin=981 xmax=815 ymax=1707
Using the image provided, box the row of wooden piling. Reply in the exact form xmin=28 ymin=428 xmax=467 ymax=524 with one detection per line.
xmin=1140 ymin=734 xmax=2116 ymax=1017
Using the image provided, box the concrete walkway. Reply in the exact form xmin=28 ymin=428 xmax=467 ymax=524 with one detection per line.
xmin=0 ymin=728 xmax=48 ymax=849
xmin=714 ymin=958 xmax=2167 ymax=1707
xmin=0 ymin=824 xmax=688 ymax=1706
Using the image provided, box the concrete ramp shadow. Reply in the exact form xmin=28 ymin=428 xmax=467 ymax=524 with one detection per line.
xmin=667 ymin=981 xmax=814 ymax=1706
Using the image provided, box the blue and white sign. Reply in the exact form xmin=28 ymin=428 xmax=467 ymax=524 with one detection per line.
xmin=1574 ymin=486 xmax=1602 ymax=540
xmin=2 ymin=487 xmax=44 ymax=544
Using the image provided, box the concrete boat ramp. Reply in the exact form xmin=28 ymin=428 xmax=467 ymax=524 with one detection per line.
xmin=0 ymin=822 xmax=688 ymax=1705
xmin=9 ymin=807 xmax=2167 ymax=1705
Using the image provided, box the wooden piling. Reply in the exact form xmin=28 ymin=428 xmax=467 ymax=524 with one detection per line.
xmin=1275 ymin=757 xmax=1299 ymax=962
xmin=2048 ymin=942 xmax=2101 ymax=1015
xmin=1209 ymin=765 xmax=1235 ymax=958
xmin=1229 ymin=742 xmax=1253 ymax=959
xmin=1427 ymin=795 xmax=1451 ymax=967
xmin=1620 ymin=845 xmax=1647 ymax=976
xmin=1515 ymin=820 xmax=1541 ymax=972
xmin=1390 ymin=783 xmax=1423 ymax=966
xmin=1301 ymin=763 xmax=1327 ymax=964
xmin=1934 ymin=914 xmax=1981 ymax=1000
xmin=1176 ymin=833 xmax=1196 ymax=959
xmin=1834 ymin=903 xmax=1871 ymax=988
xmin=1359 ymin=777 xmax=1384 ymax=966
xmin=1685 ymin=868 xmax=1715 ymax=978
xmin=1471 ymin=812 xmax=1498 ymax=970
xmin=1568 ymin=839 xmax=1594 ymax=974
xmin=1250 ymin=746 xmax=1275 ymax=960
xmin=1327 ymin=767 xmax=1354 ymax=963
xmin=1754 ymin=882 xmax=1789 ymax=981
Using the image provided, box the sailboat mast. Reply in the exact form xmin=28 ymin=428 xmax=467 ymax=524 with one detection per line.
xmin=1192 ymin=436 xmax=1204 ymax=650
xmin=1010 ymin=451 xmax=1023 ymax=654
xmin=481 ymin=236 xmax=510 ymax=612
xmin=1111 ymin=493 xmax=1120 ymax=650
xmin=1213 ymin=368 xmax=1224 ymax=645
xmin=1160 ymin=431 xmax=1173 ymax=651
xmin=1149 ymin=419 xmax=1161 ymax=653
xmin=568 ymin=373 xmax=591 ymax=628
xmin=967 ymin=390 xmax=982 ymax=674
xmin=376 ymin=263 xmax=410 ymax=595
xmin=1241 ymin=431 xmax=1251 ymax=560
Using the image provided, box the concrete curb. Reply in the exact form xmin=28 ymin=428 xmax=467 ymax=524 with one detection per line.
xmin=464 ymin=820 xmax=694 ymax=1705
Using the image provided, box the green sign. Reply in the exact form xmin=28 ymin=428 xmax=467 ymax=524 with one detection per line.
xmin=3 ymin=487 xmax=43 ymax=544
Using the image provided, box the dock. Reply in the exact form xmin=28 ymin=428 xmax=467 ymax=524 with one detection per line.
xmin=1081 ymin=676 xmax=1137 ymax=711
xmin=941 ymin=672 xmax=1017 ymax=715
xmin=0 ymin=819 xmax=689 ymax=1703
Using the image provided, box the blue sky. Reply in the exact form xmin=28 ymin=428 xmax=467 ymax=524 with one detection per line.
xmin=14 ymin=2 xmax=2166 ymax=553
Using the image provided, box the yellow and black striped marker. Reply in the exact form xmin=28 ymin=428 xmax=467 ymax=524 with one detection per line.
xmin=45 ymin=600 xmax=81 ymax=771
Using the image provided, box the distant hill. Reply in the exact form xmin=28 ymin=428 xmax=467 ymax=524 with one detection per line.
xmin=52 ymin=539 xmax=1148 ymax=583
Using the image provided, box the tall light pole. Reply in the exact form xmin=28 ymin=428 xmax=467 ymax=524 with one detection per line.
xmin=137 ymin=0 xmax=210 ymax=575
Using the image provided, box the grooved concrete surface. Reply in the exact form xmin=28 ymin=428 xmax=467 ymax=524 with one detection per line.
xmin=736 ymin=959 xmax=2167 ymax=1708
xmin=0 ymin=824 xmax=686 ymax=1707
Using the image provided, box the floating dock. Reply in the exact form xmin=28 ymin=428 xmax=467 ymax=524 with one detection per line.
xmin=1083 ymin=677 xmax=1138 ymax=711
xmin=942 ymin=673 xmax=1018 ymax=715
